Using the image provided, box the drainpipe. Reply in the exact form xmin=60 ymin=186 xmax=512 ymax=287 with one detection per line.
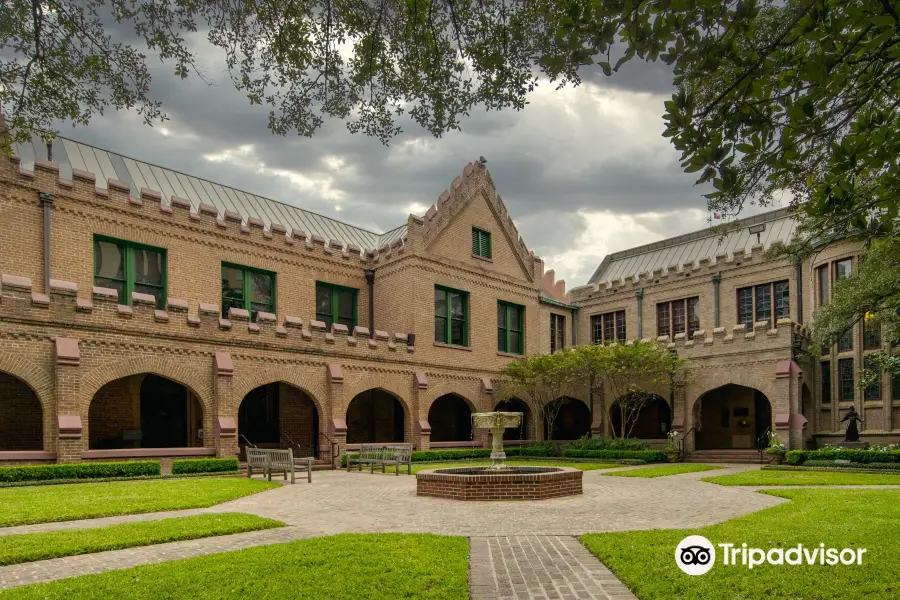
xmin=635 ymin=288 xmax=644 ymax=339
xmin=39 ymin=192 xmax=53 ymax=293
xmin=795 ymin=262 xmax=804 ymax=324
xmin=570 ymin=307 xmax=577 ymax=347
xmin=712 ymin=273 xmax=722 ymax=328
xmin=364 ymin=269 xmax=375 ymax=330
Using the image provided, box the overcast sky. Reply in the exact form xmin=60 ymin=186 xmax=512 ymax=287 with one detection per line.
xmin=57 ymin=31 xmax=783 ymax=288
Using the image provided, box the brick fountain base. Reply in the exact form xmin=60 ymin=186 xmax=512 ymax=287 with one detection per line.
xmin=416 ymin=466 xmax=583 ymax=501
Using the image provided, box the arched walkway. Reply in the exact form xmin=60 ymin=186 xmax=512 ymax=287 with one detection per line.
xmin=238 ymin=382 xmax=320 ymax=457
xmin=428 ymin=394 xmax=473 ymax=442
xmin=611 ymin=394 xmax=670 ymax=439
xmin=694 ymin=384 xmax=772 ymax=450
xmin=0 ymin=372 xmax=43 ymax=451
xmin=346 ymin=389 xmax=405 ymax=444
xmin=88 ymin=374 xmax=203 ymax=449
xmin=495 ymin=398 xmax=531 ymax=440
xmin=544 ymin=397 xmax=591 ymax=441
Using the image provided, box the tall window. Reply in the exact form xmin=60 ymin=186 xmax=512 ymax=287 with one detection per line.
xmin=863 ymin=319 xmax=881 ymax=350
xmin=657 ymin=297 xmax=699 ymax=340
xmin=435 ymin=286 xmax=468 ymax=346
xmin=864 ymin=357 xmax=881 ymax=401
xmin=498 ymin=301 xmax=524 ymax=354
xmin=315 ymin=282 xmax=357 ymax=330
xmin=838 ymin=321 xmax=854 ymax=352
xmin=222 ymin=264 xmax=275 ymax=321
xmin=737 ymin=280 xmax=789 ymax=327
xmin=838 ymin=358 xmax=854 ymax=402
xmin=472 ymin=227 xmax=492 ymax=259
xmin=816 ymin=265 xmax=829 ymax=306
xmin=94 ymin=236 xmax=166 ymax=309
xmin=835 ymin=258 xmax=852 ymax=281
xmin=893 ymin=370 xmax=900 ymax=401
xmin=550 ymin=314 xmax=565 ymax=352
xmin=820 ymin=361 xmax=831 ymax=405
xmin=591 ymin=311 xmax=625 ymax=344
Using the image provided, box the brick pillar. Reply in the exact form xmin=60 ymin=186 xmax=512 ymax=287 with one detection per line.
xmin=213 ymin=351 xmax=236 ymax=458
xmin=774 ymin=360 xmax=806 ymax=450
xmin=326 ymin=364 xmax=347 ymax=458
xmin=413 ymin=372 xmax=428 ymax=450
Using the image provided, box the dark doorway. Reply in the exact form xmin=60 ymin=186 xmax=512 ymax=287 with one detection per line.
xmin=347 ymin=389 xmax=405 ymax=444
xmin=611 ymin=395 xmax=671 ymax=439
xmin=495 ymin=398 xmax=530 ymax=440
xmin=696 ymin=384 xmax=772 ymax=449
xmin=428 ymin=394 xmax=473 ymax=442
xmin=0 ymin=372 xmax=43 ymax=451
xmin=140 ymin=375 xmax=188 ymax=448
xmin=239 ymin=383 xmax=280 ymax=444
xmin=544 ymin=397 xmax=591 ymax=441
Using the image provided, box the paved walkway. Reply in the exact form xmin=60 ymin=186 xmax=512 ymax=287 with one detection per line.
xmin=0 ymin=464 xmax=783 ymax=594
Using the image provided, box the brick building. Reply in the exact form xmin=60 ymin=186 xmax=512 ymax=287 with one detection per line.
xmin=1 ymin=133 xmax=897 ymax=465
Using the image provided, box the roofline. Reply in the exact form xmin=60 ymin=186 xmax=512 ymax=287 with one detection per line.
xmin=539 ymin=294 xmax=578 ymax=310
xmin=55 ymin=135 xmax=406 ymax=238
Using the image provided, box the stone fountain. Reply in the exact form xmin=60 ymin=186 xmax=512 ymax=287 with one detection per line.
xmin=471 ymin=411 xmax=522 ymax=470
xmin=415 ymin=411 xmax=583 ymax=501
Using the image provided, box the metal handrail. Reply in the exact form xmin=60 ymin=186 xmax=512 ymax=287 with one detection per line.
xmin=318 ymin=431 xmax=339 ymax=470
xmin=240 ymin=434 xmax=256 ymax=448
xmin=678 ymin=427 xmax=697 ymax=458
xmin=757 ymin=427 xmax=772 ymax=465
xmin=280 ymin=432 xmax=306 ymax=456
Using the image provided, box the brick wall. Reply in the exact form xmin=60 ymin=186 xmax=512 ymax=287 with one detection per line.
xmin=279 ymin=383 xmax=317 ymax=456
xmin=87 ymin=376 xmax=138 ymax=449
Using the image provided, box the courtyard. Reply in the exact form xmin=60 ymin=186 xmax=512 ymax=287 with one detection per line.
xmin=0 ymin=463 xmax=896 ymax=599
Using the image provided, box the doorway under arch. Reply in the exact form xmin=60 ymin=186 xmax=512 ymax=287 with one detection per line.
xmin=694 ymin=384 xmax=772 ymax=450
xmin=544 ymin=397 xmax=591 ymax=441
xmin=611 ymin=394 xmax=670 ymax=439
xmin=0 ymin=372 xmax=43 ymax=450
xmin=495 ymin=398 xmax=530 ymax=440
xmin=238 ymin=382 xmax=319 ymax=457
xmin=428 ymin=394 xmax=473 ymax=442
xmin=346 ymin=389 xmax=405 ymax=444
xmin=88 ymin=374 xmax=203 ymax=449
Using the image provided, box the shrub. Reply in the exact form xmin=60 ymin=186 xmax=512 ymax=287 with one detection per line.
xmin=563 ymin=449 xmax=666 ymax=462
xmin=565 ymin=436 xmax=651 ymax=451
xmin=0 ymin=461 xmax=160 ymax=483
xmin=786 ymin=449 xmax=900 ymax=465
xmin=410 ymin=449 xmax=491 ymax=462
xmin=171 ymin=458 xmax=239 ymax=475
xmin=803 ymin=460 xmax=900 ymax=471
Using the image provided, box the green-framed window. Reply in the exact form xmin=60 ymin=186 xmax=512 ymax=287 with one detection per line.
xmin=472 ymin=227 xmax=492 ymax=259
xmin=93 ymin=235 xmax=166 ymax=309
xmin=222 ymin=263 xmax=276 ymax=322
xmin=498 ymin=301 xmax=525 ymax=354
xmin=315 ymin=282 xmax=357 ymax=330
xmin=435 ymin=286 xmax=468 ymax=346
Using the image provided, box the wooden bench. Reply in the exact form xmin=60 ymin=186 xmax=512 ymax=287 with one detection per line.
xmin=346 ymin=444 xmax=413 ymax=476
xmin=246 ymin=447 xmax=313 ymax=484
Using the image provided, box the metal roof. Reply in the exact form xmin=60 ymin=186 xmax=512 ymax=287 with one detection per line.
xmin=15 ymin=136 xmax=407 ymax=250
xmin=588 ymin=208 xmax=797 ymax=285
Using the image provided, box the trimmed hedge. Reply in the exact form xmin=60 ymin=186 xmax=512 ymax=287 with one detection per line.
xmin=803 ymin=460 xmax=900 ymax=471
xmin=786 ymin=449 xmax=900 ymax=465
xmin=0 ymin=461 xmax=160 ymax=483
xmin=563 ymin=449 xmax=666 ymax=462
xmin=565 ymin=436 xmax=651 ymax=451
xmin=171 ymin=458 xmax=239 ymax=475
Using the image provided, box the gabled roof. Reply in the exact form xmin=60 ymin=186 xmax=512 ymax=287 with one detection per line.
xmin=14 ymin=136 xmax=406 ymax=250
xmin=587 ymin=207 xmax=797 ymax=285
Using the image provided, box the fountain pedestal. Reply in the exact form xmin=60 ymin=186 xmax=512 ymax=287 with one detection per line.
xmin=471 ymin=411 xmax=522 ymax=470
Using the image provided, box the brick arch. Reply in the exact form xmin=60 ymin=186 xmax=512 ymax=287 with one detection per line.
xmin=342 ymin=375 xmax=412 ymax=417
xmin=0 ymin=351 xmax=54 ymax=411
xmin=420 ymin=381 xmax=480 ymax=416
xmin=232 ymin=368 xmax=328 ymax=418
xmin=79 ymin=356 xmax=213 ymax=416
xmin=688 ymin=373 xmax=777 ymax=412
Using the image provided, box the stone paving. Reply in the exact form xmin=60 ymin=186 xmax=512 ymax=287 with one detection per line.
xmin=0 ymin=464 xmax=784 ymax=595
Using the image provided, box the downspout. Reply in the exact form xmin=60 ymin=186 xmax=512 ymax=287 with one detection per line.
xmin=795 ymin=261 xmax=804 ymax=324
xmin=635 ymin=288 xmax=644 ymax=339
xmin=39 ymin=192 xmax=53 ymax=293
xmin=364 ymin=269 xmax=375 ymax=330
xmin=712 ymin=273 xmax=722 ymax=328
xmin=570 ymin=306 xmax=577 ymax=346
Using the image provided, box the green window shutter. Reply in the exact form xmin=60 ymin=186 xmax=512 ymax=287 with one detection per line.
xmin=472 ymin=228 xmax=479 ymax=255
xmin=472 ymin=228 xmax=491 ymax=258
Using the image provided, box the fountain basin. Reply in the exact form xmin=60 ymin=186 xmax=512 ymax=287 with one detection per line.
xmin=416 ymin=466 xmax=582 ymax=501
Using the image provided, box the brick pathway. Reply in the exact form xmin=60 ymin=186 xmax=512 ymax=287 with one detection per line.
xmin=0 ymin=464 xmax=779 ymax=593
xmin=470 ymin=536 xmax=637 ymax=600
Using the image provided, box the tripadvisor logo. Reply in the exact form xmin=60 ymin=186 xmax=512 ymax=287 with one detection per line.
xmin=675 ymin=536 xmax=866 ymax=576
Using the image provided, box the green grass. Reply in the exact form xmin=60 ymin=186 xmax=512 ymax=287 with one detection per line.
xmin=603 ymin=464 xmax=722 ymax=478
xmin=0 ymin=533 xmax=469 ymax=600
xmin=0 ymin=513 xmax=282 ymax=566
xmin=581 ymin=489 xmax=899 ymax=599
xmin=703 ymin=469 xmax=900 ymax=486
xmin=373 ymin=460 xmax=623 ymax=474
xmin=0 ymin=478 xmax=279 ymax=527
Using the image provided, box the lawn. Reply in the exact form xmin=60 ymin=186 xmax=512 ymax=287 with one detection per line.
xmin=703 ymin=469 xmax=900 ymax=486
xmin=603 ymin=464 xmax=722 ymax=478
xmin=581 ymin=489 xmax=899 ymax=599
xmin=0 ymin=513 xmax=282 ymax=566
xmin=0 ymin=478 xmax=279 ymax=527
xmin=374 ymin=460 xmax=623 ymax=474
xmin=0 ymin=533 xmax=469 ymax=600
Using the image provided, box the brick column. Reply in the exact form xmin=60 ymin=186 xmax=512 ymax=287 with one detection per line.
xmin=54 ymin=337 xmax=83 ymax=463
xmin=774 ymin=359 xmax=807 ymax=449
xmin=413 ymin=372 xmax=428 ymax=450
xmin=326 ymin=364 xmax=347 ymax=457
xmin=213 ymin=351 xmax=236 ymax=458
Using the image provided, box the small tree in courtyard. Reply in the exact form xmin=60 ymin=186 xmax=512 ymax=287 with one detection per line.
xmin=498 ymin=349 xmax=578 ymax=442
